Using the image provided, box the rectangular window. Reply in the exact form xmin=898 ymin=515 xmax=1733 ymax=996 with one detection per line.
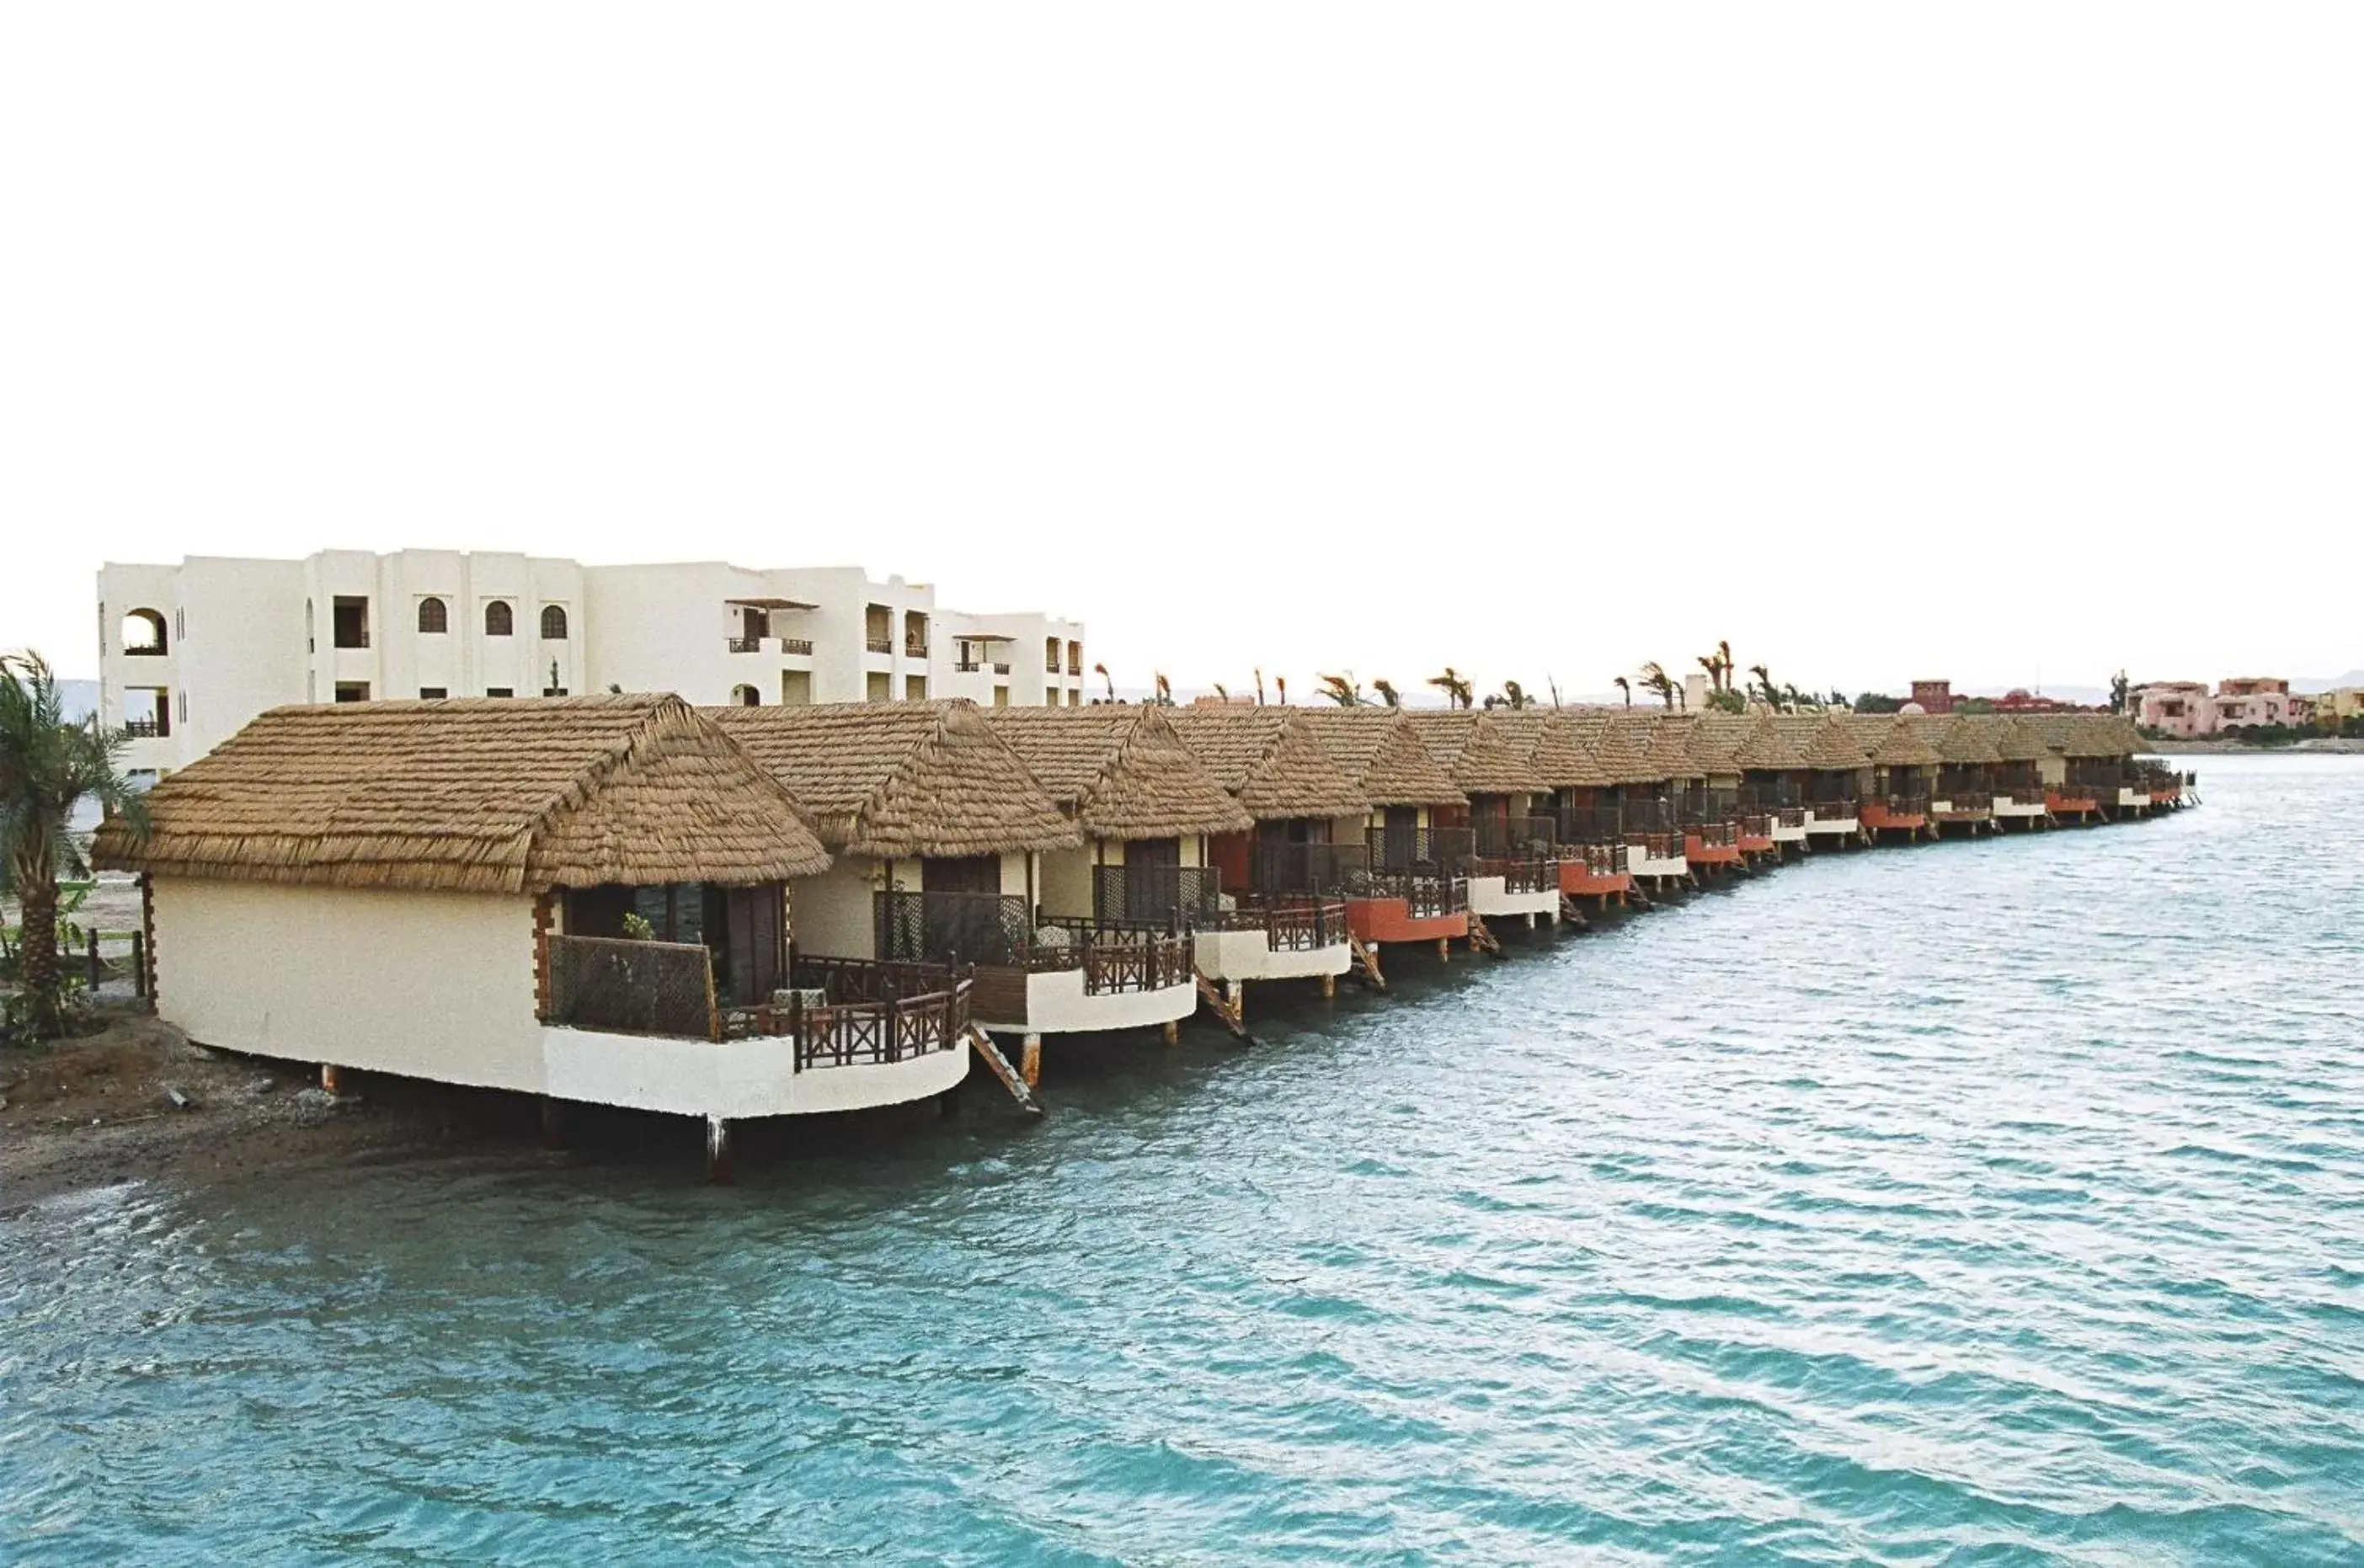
xmin=334 ymin=681 xmax=370 ymax=703
xmin=331 ymin=596 xmax=370 ymax=648
xmin=542 ymin=686 xmax=568 ymax=697
xmin=487 ymin=687 xmax=514 ymax=698
xmin=905 ymin=675 xmax=927 ymax=701
xmin=781 ymin=669 xmax=812 ymax=706
xmin=419 ymin=687 xmax=448 ymax=699
xmin=866 ymin=671 xmax=891 ymax=702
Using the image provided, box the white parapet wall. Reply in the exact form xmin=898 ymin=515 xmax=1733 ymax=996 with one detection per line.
xmin=1630 ymin=847 xmax=1689 ymax=876
xmin=1192 ymin=927 xmax=1352 ymax=983
xmin=1772 ymin=818 xmax=1809 ymax=843
xmin=542 ymin=1029 xmax=969 ymax=1117
xmin=153 ymin=878 xmax=547 ymax=1093
xmin=1465 ymin=875 xmax=1560 ymax=920
xmin=1806 ymin=810 xmax=1858 ymax=835
xmin=1993 ymin=797 xmax=2046 ymax=819
xmin=1019 ymin=967 xmax=1198 ymax=1035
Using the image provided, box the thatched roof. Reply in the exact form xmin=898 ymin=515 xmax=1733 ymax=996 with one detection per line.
xmin=1569 ymin=711 xmax=1665 ymax=787
xmin=1985 ymin=717 xmax=2050 ymax=764
xmin=1784 ymin=715 xmax=1870 ymax=771
xmin=1406 ymin=711 xmax=1546 ymax=795
xmin=2015 ymin=714 xmax=2137 ymax=758
xmin=1865 ymin=715 xmax=1945 ymax=767
xmin=1527 ymin=714 xmax=1614 ymax=788
xmin=985 ymin=705 xmax=1253 ymax=840
xmin=93 ymin=696 xmax=830 ymax=893
xmin=1166 ymin=707 xmax=1369 ymax=821
xmin=1733 ymin=716 xmax=1811 ymax=771
xmin=1686 ymin=714 xmax=1755 ymax=775
xmin=1295 ymin=708 xmax=1467 ymax=806
xmin=1932 ymin=715 xmax=2004 ymax=765
xmin=1642 ymin=714 xmax=1702 ymax=780
xmin=707 ymin=700 xmax=1081 ymax=860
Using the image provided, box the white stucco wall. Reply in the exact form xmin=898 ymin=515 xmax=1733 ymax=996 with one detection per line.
xmin=153 ymin=879 xmax=546 ymax=1092
xmin=1193 ymin=929 xmax=1352 ymax=982
xmin=795 ymin=858 xmax=882 ymax=958
xmin=1466 ymin=876 xmax=1559 ymax=919
xmin=543 ymin=1028 xmax=968 ymax=1117
xmin=1022 ymin=968 xmax=1198 ymax=1033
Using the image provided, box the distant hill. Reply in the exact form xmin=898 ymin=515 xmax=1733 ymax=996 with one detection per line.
xmin=2296 ymin=670 xmax=2364 ymax=694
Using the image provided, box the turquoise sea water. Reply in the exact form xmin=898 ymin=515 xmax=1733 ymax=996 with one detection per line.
xmin=6 ymin=755 xmax=2362 ymax=1565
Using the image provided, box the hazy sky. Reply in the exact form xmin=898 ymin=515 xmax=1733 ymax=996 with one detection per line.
xmin=6 ymin=6 xmax=2359 ymax=694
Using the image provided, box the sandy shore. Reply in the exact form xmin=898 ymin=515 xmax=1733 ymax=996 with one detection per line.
xmin=0 ymin=1005 xmax=527 ymax=1208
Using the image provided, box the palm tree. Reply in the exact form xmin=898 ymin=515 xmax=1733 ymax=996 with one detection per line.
xmin=1638 ymin=662 xmax=1678 ymax=710
xmin=1253 ymin=668 xmax=1266 ymax=706
xmin=1316 ymin=672 xmax=1363 ymax=707
xmin=1370 ymin=678 xmax=1401 ymax=708
xmin=1545 ymin=676 xmax=1563 ymax=709
xmin=1153 ymin=672 xmax=1172 ymax=705
xmin=1748 ymin=664 xmax=1774 ymax=709
xmin=1212 ymin=682 xmax=1230 ymax=702
xmin=1092 ymin=662 xmax=1114 ymax=703
xmin=1497 ymin=680 xmax=1529 ymax=710
xmin=1427 ymin=668 xmax=1474 ymax=710
xmin=1275 ymin=675 xmax=1289 ymax=705
xmin=1614 ymin=675 xmax=1631 ymax=707
xmin=3 ymin=652 xmax=149 ymax=1040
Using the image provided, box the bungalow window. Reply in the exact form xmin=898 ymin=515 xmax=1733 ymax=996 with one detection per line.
xmin=540 ymin=605 xmax=568 ymax=640
xmin=485 ymin=600 xmax=514 ymax=637
xmin=417 ymin=597 xmax=449 ymax=634
xmin=334 ymin=681 xmax=370 ymax=703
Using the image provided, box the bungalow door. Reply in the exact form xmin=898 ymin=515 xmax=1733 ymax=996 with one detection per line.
xmin=1378 ymin=805 xmax=1419 ymax=872
xmin=921 ymin=855 xmax=1004 ymax=964
xmin=1254 ymin=816 xmax=1326 ymax=893
xmin=720 ymin=884 xmax=784 ymax=1005
xmin=1121 ymin=836 xmax=1180 ymax=925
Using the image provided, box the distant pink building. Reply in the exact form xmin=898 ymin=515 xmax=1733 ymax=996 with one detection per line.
xmin=2131 ymin=677 xmax=2295 ymax=736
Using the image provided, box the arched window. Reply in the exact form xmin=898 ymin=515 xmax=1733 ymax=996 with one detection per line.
xmin=120 ymin=609 xmax=168 ymax=656
xmin=484 ymin=600 xmax=514 ymax=637
xmin=540 ymin=605 xmax=568 ymax=640
xmin=731 ymin=684 xmax=760 ymax=707
xmin=417 ymin=597 xmax=448 ymax=634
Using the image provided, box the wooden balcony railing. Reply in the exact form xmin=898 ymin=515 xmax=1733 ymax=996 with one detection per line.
xmin=866 ymin=636 xmax=894 ymax=654
xmin=1365 ymin=825 xmax=1476 ymax=875
xmin=1244 ymin=895 xmax=1349 ymax=952
xmin=727 ymin=636 xmax=760 ymax=653
xmin=1479 ymin=856 xmax=1557 ymax=894
xmin=123 ymin=715 xmax=170 ymax=739
xmin=872 ymin=892 xmax=1193 ymax=993
xmin=1347 ymin=869 xmax=1468 ymax=919
xmin=1249 ymin=841 xmax=1369 ymax=895
xmin=1037 ymin=919 xmax=1195 ymax=994
xmin=1091 ymin=864 xmax=1221 ymax=930
xmin=1474 ymin=814 xmax=1557 ymax=861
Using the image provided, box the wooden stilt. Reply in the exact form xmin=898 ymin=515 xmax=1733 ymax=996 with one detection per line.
xmin=319 ymin=1063 xmax=343 ymax=1096
xmin=540 ymin=1096 xmax=566 ymax=1150
xmin=1320 ymin=972 xmax=1336 ymax=1000
xmin=1161 ymin=1019 xmax=1180 ymax=1046
xmin=705 ymin=1115 xmax=733 ymax=1185
xmin=1021 ymin=1032 xmax=1042 ymax=1088
xmin=1438 ymin=937 xmax=1450 ymax=963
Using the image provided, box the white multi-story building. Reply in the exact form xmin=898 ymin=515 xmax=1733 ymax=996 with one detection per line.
xmin=99 ymin=552 xmax=1086 ymax=776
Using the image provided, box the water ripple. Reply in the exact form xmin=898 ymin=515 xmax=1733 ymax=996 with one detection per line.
xmin=5 ymin=756 xmax=2364 ymax=1564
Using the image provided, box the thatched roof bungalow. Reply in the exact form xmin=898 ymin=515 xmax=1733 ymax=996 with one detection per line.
xmin=93 ymin=697 xmax=955 ymax=1155
xmin=707 ymin=700 xmax=1080 ymax=972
